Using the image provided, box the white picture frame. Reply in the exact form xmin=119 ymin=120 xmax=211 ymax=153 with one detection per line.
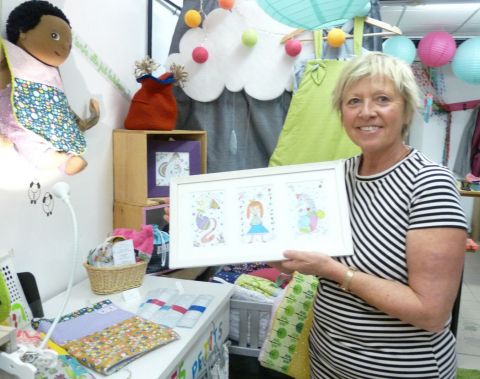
xmin=169 ymin=160 xmax=353 ymax=268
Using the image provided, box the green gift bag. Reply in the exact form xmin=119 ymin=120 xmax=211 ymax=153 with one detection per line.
xmin=258 ymin=272 xmax=318 ymax=379
xmin=269 ymin=18 xmax=365 ymax=167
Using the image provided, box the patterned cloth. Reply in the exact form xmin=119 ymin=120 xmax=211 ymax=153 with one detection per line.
xmin=63 ymin=316 xmax=178 ymax=375
xmin=33 ymin=300 xmax=133 ymax=345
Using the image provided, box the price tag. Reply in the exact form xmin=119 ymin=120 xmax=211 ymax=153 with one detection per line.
xmin=112 ymin=239 xmax=136 ymax=266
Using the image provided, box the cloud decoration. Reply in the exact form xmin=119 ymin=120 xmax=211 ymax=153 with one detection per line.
xmin=166 ymin=1 xmax=300 ymax=102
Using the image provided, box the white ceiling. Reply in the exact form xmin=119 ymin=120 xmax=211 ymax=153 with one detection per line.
xmin=379 ymin=1 xmax=480 ymax=40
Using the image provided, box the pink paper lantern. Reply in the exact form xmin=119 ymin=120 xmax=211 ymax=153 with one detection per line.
xmin=192 ymin=46 xmax=208 ymax=63
xmin=417 ymin=31 xmax=456 ymax=67
xmin=285 ymin=39 xmax=302 ymax=57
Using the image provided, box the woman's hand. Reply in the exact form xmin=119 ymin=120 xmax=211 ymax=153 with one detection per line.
xmin=269 ymin=250 xmax=344 ymax=279
xmin=281 ymin=250 xmax=341 ymax=278
xmin=162 ymin=197 xmax=170 ymax=223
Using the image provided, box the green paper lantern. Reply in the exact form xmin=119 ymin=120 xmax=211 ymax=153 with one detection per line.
xmin=383 ymin=36 xmax=416 ymax=64
xmin=452 ymin=37 xmax=480 ymax=85
xmin=256 ymin=0 xmax=371 ymax=29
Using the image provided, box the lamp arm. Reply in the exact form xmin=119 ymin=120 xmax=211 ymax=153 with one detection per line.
xmin=39 ymin=194 xmax=78 ymax=349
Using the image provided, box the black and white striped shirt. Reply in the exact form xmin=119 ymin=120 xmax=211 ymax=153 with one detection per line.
xmin=309 ymin=150 xmax=467 ymax=379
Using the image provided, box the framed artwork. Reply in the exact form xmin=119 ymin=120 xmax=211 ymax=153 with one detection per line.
xmin=169 ymin=160 xmax=353 ymax=268
xmin=147 ymin=140 xmax=202 ymax=197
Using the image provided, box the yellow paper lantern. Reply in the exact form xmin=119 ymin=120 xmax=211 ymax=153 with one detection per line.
xmin=327 ymin=28 xmax=346 ymax=48
xmin=184 ymin=9 xmax=202 ymax=28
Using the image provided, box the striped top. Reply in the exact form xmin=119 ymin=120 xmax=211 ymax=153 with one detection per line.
xmin=309 ymin=149 xmax=467 ymax=379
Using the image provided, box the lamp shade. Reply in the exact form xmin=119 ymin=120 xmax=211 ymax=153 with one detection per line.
xmin=256 ymin=0 xmax=371 ymax=29
xmin=417 ymin=31 xmax=456 ymax=67
xmin=452 ymin=37 xmax=480 ymax=85
xmin=383 ymin=36 xmax=416 ymax=64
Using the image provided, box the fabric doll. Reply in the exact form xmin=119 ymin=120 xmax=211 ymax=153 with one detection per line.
xmin=0 ymin=1 xmax=100 ymax=175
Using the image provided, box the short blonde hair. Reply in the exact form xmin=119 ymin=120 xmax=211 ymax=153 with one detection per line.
xmin=331 ymin=52 xmax=420 ymax=137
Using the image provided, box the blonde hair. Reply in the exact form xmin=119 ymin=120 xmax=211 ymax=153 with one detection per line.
xmin=331 ymin=52 xmax=420 ymax=137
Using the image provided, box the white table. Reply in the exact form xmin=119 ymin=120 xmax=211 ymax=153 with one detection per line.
xmin=42 ymin=276 xmax=234 ymax=379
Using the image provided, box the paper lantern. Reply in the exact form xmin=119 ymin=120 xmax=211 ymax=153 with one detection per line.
xmin=285 ymin=39 xmax=302 ymax=57
xmin=452 ymin=37 xmax=480 ymax=85
xmin=327 ymin=28 xmax=346 ymax=48
xmin=192 ymin=46 xmax=208 ymax=63
xmin=256 ymin=0 xmax=370 ymax=29
xmin=242 ymin=29 xmax=258 ymax=47
xmin=417 ymin=31 xmax=456 ymax=67
xmin=383 ymin=36 xmax=416 ymax=64
xmin=219 ymin=0 xmax=235 ymax=10
xmin=184 ymin=9 xmax=201 ymax=28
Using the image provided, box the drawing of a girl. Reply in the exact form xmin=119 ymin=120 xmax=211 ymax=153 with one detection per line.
xmin=246 ymin=200 xmax=269 ymax=243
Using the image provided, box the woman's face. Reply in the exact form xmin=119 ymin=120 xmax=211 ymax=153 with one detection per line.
xmin=340 ymin=76 xmax=407 ymax=155
xmin=17 ymin=15 xmax=72 ymax=67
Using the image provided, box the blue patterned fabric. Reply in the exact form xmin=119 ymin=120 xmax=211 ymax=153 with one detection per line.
xmin=13 ymin=78 xmax=86 ymax=154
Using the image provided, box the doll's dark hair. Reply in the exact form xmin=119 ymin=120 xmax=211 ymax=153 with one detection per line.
xmin=6 ymin=0 xmax=71 ymax=43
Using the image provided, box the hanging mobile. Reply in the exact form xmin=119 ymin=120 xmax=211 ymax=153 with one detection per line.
xmin=27 ymin=180 xmax=42 ymax=204
xmin=42 ymin=192 xmax=54 ymax=216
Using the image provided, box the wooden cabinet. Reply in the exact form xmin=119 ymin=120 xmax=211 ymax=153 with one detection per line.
xmin=112 ymin=129 xmax=207 ymax=229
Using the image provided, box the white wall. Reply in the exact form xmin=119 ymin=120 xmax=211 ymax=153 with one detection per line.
xmin=0 ymin=0 xmax=149 ymax=300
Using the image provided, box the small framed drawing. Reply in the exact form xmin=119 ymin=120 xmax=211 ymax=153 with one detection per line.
xmin=147 ymin=139 xmax=202 ymax=197
xmin=169 ymin=160 xmax=353 ymax=268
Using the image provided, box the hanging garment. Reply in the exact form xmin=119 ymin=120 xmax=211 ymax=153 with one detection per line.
xmin=269 ymin=18 xmax=365 ymax=167
xmin=454 ymin=106 xmax=480 ymax=177
xmin=0 ymin=39 xmax=85 ymax=154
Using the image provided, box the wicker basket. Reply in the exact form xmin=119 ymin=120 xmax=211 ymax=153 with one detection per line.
xmin=83 ymin=261 xmax=148 ymax=295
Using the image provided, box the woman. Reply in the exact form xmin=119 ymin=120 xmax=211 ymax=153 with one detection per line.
xmin=273 ymin=52 xmax=467 ymax=378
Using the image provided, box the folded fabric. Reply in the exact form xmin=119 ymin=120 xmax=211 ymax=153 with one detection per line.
xmin=32 ymin=300 xmax=133 ymax=345
xmin=234 ymin=274 xmax=281 ymax=298
xmin=212 ymin=270 xmax=242 ymax=284
xmin=64 ymin=316 xmax=179 ymax=375
xmin=217 ymin=262 xmax=271 ymax=275
xmin=112 ymin=224 xmax=154 ymax=254
xmin=248 ymin=268 xmax=291 ymax=288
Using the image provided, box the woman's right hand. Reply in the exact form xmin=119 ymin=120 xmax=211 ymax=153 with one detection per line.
xmin=162 ymin=197 xmax=170 ymax=223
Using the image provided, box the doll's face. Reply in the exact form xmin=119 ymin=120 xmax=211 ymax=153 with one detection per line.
xmin=17 ymin=15 xmax=72 ymax=67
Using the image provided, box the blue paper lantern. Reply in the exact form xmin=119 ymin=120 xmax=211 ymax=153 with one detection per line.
xmin=383 ymin=36 xmax=416 ymax=64
xmin=452 ymin=37 xmax=480 ymax=85
xmin=256 ymin=0 xmax=371 ymax=29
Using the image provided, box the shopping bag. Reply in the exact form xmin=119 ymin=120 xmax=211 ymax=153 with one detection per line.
xmin=258 ymin=272 xmax=318 ymax=379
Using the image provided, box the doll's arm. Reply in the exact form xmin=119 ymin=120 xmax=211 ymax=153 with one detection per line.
xmin=76 ymin=98 xmax=100 ymax=132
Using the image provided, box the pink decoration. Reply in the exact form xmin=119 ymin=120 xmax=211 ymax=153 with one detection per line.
xmin=417 ymin=31 xmax=456 ymax=67
xmin=192 ymin=46 xmax=209 ymax=63
xmin=285 ymin=39 xmax=302 ymax=57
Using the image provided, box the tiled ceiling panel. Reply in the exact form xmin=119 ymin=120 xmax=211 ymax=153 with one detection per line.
xmin=380 ymin=1 xmax=480 ymax=39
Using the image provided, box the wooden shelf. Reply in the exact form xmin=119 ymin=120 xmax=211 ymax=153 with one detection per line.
xmin=113 ymin=129 xmax=207 ymax=207
xmin=113 ymin=129 xmax=207 ymax=230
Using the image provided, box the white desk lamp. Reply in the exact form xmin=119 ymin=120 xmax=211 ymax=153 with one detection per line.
xmin=0 ymin=182 xmax=79 ymax=378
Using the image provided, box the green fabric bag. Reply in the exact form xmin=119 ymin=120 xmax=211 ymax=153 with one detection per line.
xmin=269 ymin=18 xmax=365 ymax=167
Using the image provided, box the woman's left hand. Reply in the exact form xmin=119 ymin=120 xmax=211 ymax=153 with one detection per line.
xmin=281 ymin=249 xmax=341 ymax=278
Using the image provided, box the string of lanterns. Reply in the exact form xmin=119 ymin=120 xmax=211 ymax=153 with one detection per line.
xmin=383 ymin=32 xmax=480 ymax=85
xmin=183 ymin=0 xmax=480 ymax=85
